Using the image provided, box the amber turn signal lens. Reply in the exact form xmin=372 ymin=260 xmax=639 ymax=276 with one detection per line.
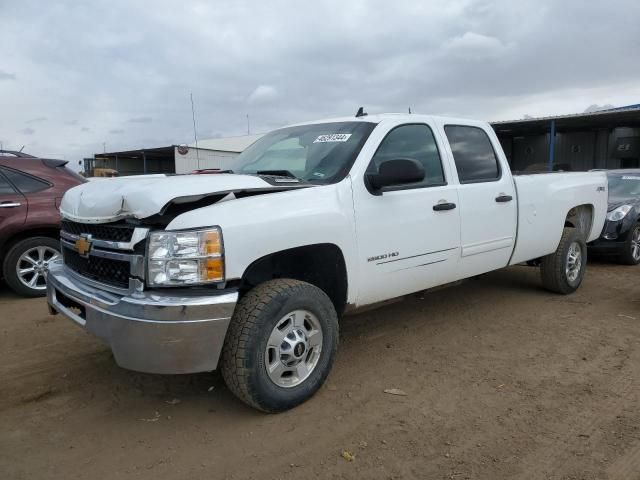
xmin=204 ymin=258 xmax=224 ymax=281
xmin=204 ymin=231 xmax=221 ymax=255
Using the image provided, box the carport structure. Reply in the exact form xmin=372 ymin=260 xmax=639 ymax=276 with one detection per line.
xmin=90 ymin=146 xmax=176 ymax=176
xmin=492 ymin=104 xmax=640 ymax=172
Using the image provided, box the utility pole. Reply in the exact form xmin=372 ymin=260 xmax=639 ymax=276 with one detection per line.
xmin=190 ymin=92 xmax=200 ymax=167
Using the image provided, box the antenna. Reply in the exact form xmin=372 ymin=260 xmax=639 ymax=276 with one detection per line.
xmin=408 ymin=107 xmax=412 ymax=114
xmin=19 ymin=145 xmax=25 ymax=152
xmin=246 ymin=114 xmax=250 ymax=135
xmin=190 ymin=92 xmax=200 ymax=167
xmin=355 ymin=107 xmax=367 ymax=117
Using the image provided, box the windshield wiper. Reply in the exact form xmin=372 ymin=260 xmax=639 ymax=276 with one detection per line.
xmin=255 ymin=170 xmax=306 ymax=183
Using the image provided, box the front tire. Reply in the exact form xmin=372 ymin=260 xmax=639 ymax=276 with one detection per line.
xmin=2 ymin=237 xmax=61 ymax=297
xmin=618 ymin=223 xmax=640 ymax=265
xmin=540 ymin=227 xmax=587 ymax=294
xmin=221 ymin=279 xmax=339 ymax=412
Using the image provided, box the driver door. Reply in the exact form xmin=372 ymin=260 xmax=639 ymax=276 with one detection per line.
xmin=352 ymin=123 xmax=461 ymax=306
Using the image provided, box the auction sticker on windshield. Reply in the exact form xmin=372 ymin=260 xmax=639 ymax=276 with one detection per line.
xmin=622 ymin=176 xmax=640 ymax=180
xmin=314 ymin=133 xmax=352 ymax=143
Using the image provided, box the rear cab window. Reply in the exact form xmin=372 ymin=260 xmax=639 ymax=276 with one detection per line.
xmin=444 ymin=125 xmax=501 ymax=183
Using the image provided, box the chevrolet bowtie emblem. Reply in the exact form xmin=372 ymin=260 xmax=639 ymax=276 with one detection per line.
xmin=74 ymin=235 xmax=93 ymax=257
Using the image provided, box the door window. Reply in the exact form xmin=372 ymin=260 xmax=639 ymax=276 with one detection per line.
xmin=1 ymin=167 xmax=50 ymax=193
xmin=369 ymin=124 xmax=445 ymax=188
xmin=445 ymin=126 xmax=501 ymax=183
xmin=0 ymin=172 xmax=17 ymax=194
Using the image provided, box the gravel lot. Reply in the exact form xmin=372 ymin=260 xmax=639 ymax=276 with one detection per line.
xmin=1 ymin=263 xmax=639 ymax=480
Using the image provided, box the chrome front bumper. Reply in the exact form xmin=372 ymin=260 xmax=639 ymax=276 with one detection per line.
xmin=46 ymin=261 xmax=238 ymax=374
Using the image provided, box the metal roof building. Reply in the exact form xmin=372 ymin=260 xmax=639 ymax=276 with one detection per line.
xmin=492 ymin=104 xmax=640 ymax=172
xmin=88 ymin=134 xmax=263 ymax=176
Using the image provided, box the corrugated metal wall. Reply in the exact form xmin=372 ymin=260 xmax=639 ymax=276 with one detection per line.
xmin=502 ymin=128 xmax=640 ymax=171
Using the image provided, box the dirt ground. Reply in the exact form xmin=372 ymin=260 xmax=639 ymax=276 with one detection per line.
xmin=1 ymin=263 xmax=639 ymax=480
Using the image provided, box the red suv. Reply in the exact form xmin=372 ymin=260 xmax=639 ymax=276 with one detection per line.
xmin=0 ymin=151 xmax=85 ymax=296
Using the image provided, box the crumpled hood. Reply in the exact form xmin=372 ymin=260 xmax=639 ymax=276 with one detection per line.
xmin=60 ymin=174 xmax=292 ymax=223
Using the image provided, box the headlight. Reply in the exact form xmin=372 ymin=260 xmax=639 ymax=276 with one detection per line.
xmin=147 ymin=228 xmax=224 ymax=286
xmin=606 ymin=205 xmax=632 ymax=222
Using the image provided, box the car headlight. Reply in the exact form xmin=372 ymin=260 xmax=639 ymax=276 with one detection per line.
xmin=147 ymin=227 xmax=224 ymax=286
xmin=606 ymin=205 xmax=632 ymax=222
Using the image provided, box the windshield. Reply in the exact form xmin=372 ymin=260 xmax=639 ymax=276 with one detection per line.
xmin=608 ymin=173 xmax=640 ymax=200
xmin=233 ymin=121 xmax=376 ymax=184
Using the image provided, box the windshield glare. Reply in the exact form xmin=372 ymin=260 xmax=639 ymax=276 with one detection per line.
xmin=233 ymin=121 xmax=376 ymax=183
xmin=608 ymin=173 xmax=640 ymax=199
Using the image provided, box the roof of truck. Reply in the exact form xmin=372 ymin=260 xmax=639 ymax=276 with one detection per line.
xmin=287 ymin=113 xmax=487 ymax=128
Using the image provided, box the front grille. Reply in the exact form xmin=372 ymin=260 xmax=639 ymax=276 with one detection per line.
xmin=62 ymin=246 xmax=130 ymax=289
xmin=61 ymin=220 xmax=135 ymax=242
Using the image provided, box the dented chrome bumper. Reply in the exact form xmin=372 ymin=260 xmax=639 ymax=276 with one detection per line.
xmin=46 ymin=261 xmax=237 ymax=374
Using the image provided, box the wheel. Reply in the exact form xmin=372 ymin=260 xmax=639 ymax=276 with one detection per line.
xmin=540 ymin=227 xmax=587 ymax=294
xmin=2 ymin=237 xmax=61 ymax=297
xmin=618 ymin=223 xmax=640 ymax=265
xmin=221 ymin=279 xmax=339 ymax=412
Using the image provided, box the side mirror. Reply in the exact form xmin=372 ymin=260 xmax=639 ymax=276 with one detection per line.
xmin=366 ymin=158 xmax=425 ymax=191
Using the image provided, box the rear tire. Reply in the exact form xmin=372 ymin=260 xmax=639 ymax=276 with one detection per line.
xmin=2 ymin=237 xmax=60 ymax=297
xmin=617 ymin=223 xmax=640 ymax=265
xmin=221 ymin=279 xmax=339 ymax=413
xmin=540 ymin=227 xmax=586 ymax=294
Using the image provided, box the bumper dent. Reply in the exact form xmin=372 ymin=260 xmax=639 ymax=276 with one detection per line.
xmin=46 ymin=261 xmax=237 ymax=374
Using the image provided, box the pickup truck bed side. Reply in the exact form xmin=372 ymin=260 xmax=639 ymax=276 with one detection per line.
xmin=510 ymin=172 xmax=606 ymax=264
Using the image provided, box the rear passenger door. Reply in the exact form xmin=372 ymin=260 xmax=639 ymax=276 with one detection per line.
xmin=1 ymin=166 xmax=54 ymax=226
xmin=0 ymin=169 xmax=28 ymax=235
xmin=442 ymin=125 xmax=517 ymax=278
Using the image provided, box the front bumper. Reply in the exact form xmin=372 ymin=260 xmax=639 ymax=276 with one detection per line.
xmin=46 ymin=261 xmax=238 ymax=374
xmin=587 ymin=219 xmax=632 ymax=255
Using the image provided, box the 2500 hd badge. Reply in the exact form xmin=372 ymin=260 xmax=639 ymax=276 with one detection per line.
xmin=368 ymin=251 xmax=399 ymax=263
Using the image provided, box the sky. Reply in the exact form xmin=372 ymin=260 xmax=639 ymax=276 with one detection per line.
xmin=1 ymin=0 xmax=639 ymax=162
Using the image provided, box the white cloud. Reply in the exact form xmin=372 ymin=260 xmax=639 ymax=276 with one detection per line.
xmin=247 ymin=85 xmax=278 ymax=105
xmin=444 ymin=32 xmax=512 ymax=59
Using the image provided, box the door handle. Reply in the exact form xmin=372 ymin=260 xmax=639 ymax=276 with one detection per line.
xmin=0 ymin=202 xmax=21 ymax=208
xmin=433 ymin=202 xmax=456 ymax=211
xmin=495 ymin=195 xmax=513 ymax=203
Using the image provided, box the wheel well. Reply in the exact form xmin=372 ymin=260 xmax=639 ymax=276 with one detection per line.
xmin=240 ymin=244 xmax=348 ymax=315
xmin=0 ymin=227 xmax=60 ymax=262
xmin=564 ymin=205 xmax=594 ymax=240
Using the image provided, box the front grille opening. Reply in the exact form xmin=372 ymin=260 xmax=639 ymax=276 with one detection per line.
xmin=56 ymin=290 xmax=86 ymax=320
xmin=62 ymin=247 xmax=130 ymax=289
xmin=61 ymin=220 xmax=135 ymax=242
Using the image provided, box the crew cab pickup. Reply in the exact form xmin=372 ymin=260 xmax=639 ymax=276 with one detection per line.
xmin=47 ymin=113 xmax=608 ymax=412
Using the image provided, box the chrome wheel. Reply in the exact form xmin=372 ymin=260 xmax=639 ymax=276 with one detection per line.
xmin=264 ymin=309 xmax=323 ymax=388
xmin=16 ymin=246 xmax=60 ymax=291
xmin=631 ymin=227 xmax=640 ymax=261
xmin=565 ymin=241 xmax=582 ymax=283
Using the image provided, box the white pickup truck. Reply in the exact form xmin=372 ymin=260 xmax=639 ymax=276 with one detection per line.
xmin=47 ymin=113 xmax=608 ymax=412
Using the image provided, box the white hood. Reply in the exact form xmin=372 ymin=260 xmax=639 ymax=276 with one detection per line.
xmin=60 ymin=174 xmax=284 ymax=223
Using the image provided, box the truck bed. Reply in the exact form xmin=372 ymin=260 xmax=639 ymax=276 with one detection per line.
xmin=509 ymin=171 xmax=608 ymax=265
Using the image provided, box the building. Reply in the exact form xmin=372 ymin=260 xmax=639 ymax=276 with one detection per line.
xmin=87 ymin=134 xmax=263 ymax=176
xmin=89 ymin=105 xmax=640 ymax=177
xmin=492 ymin=104 xmax=640 ymax=172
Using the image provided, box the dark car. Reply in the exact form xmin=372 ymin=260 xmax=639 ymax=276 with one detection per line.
xmin=588 ymin=169 xmax=640 ymax=264
xmin=0 ymin=151 xmax=85 ymax=296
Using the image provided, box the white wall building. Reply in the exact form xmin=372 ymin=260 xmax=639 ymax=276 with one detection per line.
xmin=91 ymin=134 xmax=263 ymax=176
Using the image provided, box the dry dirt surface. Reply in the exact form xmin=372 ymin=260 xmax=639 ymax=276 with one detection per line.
xmin=1 ymin=263 xmax=640 ymax=480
